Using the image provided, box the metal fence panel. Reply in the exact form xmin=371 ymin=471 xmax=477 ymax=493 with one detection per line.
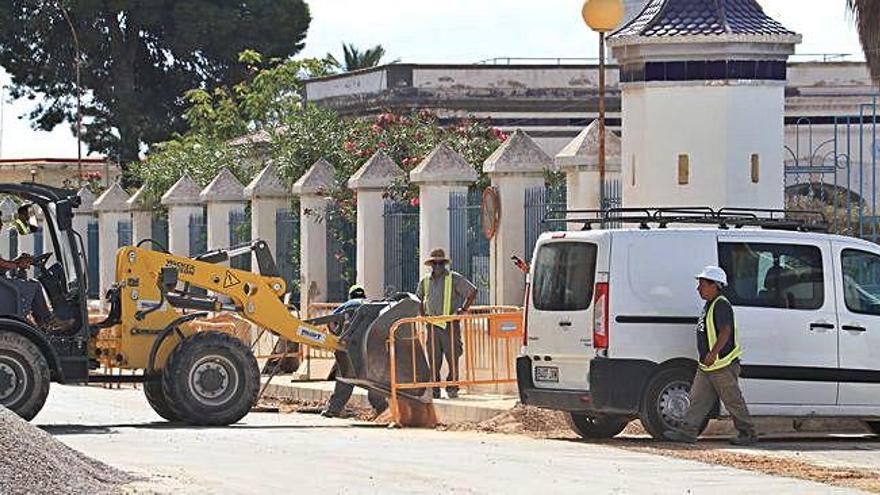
xmin=384 ymin=201 xmax=420 ymax=295
xmin=524 ymin=182 xmax=567 ymax=262
xmin=151 ymin=214 xmax=169 ymax=251
xmin=228 ymin=209 xmax=251 ymax=271
xmin=449 ymin=190 xmax=490 ymax=305
xmin=276 ymin=208 xmax=300 ymax=305
xmin=325 ymin=204 xmax=356 ymax=303
xmin=188 ymin=212 xmax=207 ymax=257
xmin=117 ymin=220 xmax=132 ymax=248
xmin=87 ymin=220 xmax=99 ymax=298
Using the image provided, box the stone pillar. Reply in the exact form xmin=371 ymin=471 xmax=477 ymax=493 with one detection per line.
xmin=292 ymin=158 xmax=337 ymax=311
xmin=201 ymin=168 xmax=246 ymax=254
xmin=483 ymin=130 xmax=552 ymax=305
xmin=160 ymin=174 xmax=204 ymax=257
xmin=348 ymin=151 xmax=405 ymax=299
xmin=92 ymin=184 xmax=131 ymax=297
xmin=0 ymin=198 xmax=15 ymax=259
xmin=126 ymin=186 xmax=153 ymax=246
xmin=244 ymin=164 xmax=292 ymax=273
xmin=410 ymin=143 xmax=478 ymax=268
xmin=555 ymin=121 xmax=622 ymax=212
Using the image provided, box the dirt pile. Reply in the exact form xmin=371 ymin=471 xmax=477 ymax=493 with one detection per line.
xmin=442 ymin=404 xmax=578 ymax=438
xmin=0 ymin=406 xmax=132 ymax=494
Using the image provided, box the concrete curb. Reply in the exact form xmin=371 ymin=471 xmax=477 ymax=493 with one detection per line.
xmin=260 ymin=379 xmax=517 ymax=424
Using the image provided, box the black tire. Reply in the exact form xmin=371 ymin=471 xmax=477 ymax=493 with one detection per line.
xmin=865 ymin=421 xmax=880 ymax=435
xmin=144 ymin=377 xmax=179 ymax=422
xmin=568 ymin=413 xmax=629 ymax=439
xmin=0 ymin=331 xmax=50 ymax=421
xmin=639 ymin=366 xmax=709 ymax=440
xmin=162 ymin=331 xmax=259 ymax=426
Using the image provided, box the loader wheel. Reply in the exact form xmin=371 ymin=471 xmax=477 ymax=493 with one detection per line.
xmin=144 ymin=377 xmax=179 ymax=422
xmin=568 ymin=413 xmax=629 ymax=439
xmin=163 ymin=331 xmax=259 ymax=426
xmin=639 ymin=366 xmax=709 ymax=440
xmin=0 ymin=331 xmax=49 ymax=421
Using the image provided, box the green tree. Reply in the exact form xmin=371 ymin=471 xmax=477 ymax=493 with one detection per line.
xmin=326 ymin=43 xmax=393 ymax=72
xmin=0 ymin=0 xmax=311 ymax=168
xmin=848 ymin=0 xmax=880 ymax=81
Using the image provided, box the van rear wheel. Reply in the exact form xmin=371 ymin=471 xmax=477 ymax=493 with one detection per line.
xmin=639 ymin=366 xmax=708 ymax=440
xmin=568 ymin=413 xmax=629 ymax=439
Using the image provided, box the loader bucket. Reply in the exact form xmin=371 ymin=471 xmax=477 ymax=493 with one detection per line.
xmin=335 ymin=294 xmax=432 ymax=402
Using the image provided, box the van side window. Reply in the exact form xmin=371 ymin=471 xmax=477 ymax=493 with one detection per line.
xmin=841 ymin=249 xmax=880 ymax=315
xmin=532 ymin=242 xmax=597 ymax=311
xmin=718 ymin=242 xmax=824 ymax=310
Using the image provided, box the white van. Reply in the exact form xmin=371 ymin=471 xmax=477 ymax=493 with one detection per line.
xmin=518 ymin=212 xmax=880 ymax=439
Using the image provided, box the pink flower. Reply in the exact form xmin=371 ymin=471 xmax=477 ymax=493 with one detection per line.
xmin=410 ymin=197 xmax=420 ymax=207
xmin=344 ymin=141 xmax=356 ymax=152
xmin=378 ymin=141 xmax=388 ymax=149
xmin=371 ymin=124 xmax=382 ymax=134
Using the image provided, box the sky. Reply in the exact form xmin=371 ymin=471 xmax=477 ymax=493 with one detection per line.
xmin=0 ymin=0 xmax=865 ymax=160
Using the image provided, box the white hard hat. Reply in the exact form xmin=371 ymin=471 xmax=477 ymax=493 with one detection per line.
xmin=695 ymin=265 xmax=728 ymax=287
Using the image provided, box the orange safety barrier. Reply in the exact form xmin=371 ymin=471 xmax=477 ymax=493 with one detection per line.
xmin=387 ymin=308 xmax=523 ymax=423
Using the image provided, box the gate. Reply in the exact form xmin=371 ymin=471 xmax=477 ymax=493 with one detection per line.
xmin=117 ymin=219 xmax=132 ymax=248
xmin=87 ymin=220 xmax=99 ymax=299
xmin=151 ymin=214 xmax=169 ymax=251
xmin=384 ymin=200 xmax=420 ymax=295
xmin=276 ymin=208 xmax=300 ymax=304
xmin=524 ymin=182 xmax=567 ymax=262
xmin=449 ymin=190 xmax=490 ymax=305
xmin=188 ymin=212 xmax=207 ymax=257
xmin=325 ymin=204 xmax=356 ymax=303
xmin=228 ymin=209 xmax=251 ymax=271
xmin=785 ymin=96 xmax=880 ymax=240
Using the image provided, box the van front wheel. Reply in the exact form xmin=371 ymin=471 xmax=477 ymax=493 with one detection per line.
xmin=639 ymin=366 xmax=708 ymax=440
xmin=568 ymin=413 xmax=629 ymax=439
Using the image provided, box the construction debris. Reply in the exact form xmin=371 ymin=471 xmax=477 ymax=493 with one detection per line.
xmin=0 ymin=406 xmax=132 ymax=494
xmin=441 ymin=404 xmax=577 ymax=438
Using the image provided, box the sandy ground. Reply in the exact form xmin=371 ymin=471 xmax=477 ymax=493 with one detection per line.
xmin=27 ymin=385 xmax=873 ymax=494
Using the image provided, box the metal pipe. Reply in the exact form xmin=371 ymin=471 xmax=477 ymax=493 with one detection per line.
xmin=598 ymin=32 xmax=607 ymax=213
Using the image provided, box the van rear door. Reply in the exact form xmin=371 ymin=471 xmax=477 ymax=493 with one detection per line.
xmin=527 ymin=238 xmax=601 ymax=391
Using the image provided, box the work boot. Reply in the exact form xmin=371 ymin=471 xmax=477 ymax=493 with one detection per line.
xmin=729 ymin=434 xmax=758 ymax=446
xmin=663 ymin=429 xmax=697 ymax=444
xmin=320 ymin=409 xmax=341 ymax=418
xmin=446 ymin=389 xmax=459 ymax=399
xmin=432 ymin=389 xmax=441 ymax=399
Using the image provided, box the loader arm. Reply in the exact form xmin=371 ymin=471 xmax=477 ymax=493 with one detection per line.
xmin=111 ymin=245 xmax=343 ymax=370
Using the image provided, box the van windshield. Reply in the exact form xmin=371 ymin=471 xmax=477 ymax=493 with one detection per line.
xmin=532 ymin=241 xmax=597 ymax=311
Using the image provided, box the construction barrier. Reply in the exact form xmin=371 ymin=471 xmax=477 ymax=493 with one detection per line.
xmin=387 ymin=307 xmax=523 ymax=424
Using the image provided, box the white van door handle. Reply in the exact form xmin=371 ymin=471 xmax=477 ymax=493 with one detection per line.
xmin=842 ymin=325 xmax=867 ymax=333
xmin=558 ymin=321 xmax=572 ymax=327
xmin=809 ymin=322 xmax=835 ymax=331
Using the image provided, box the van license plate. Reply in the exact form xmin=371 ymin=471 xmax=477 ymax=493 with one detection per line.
xmin=535 ymin=366 xmax=559 ymax=383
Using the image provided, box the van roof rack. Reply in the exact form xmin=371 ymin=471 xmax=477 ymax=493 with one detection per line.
xmin=543 ymin=207 xmax=828 ymax=233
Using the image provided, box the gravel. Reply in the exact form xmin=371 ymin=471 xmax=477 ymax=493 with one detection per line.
xmin=0 ymin=406 xmax=133 ymax=494
xmin=440 ymin=404 xmax=578 ymax=438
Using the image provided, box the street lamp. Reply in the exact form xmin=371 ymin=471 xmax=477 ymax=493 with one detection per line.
xmin=582 ymin=0 xmax=624 ymax=211
xmin=58 ymin=2 xmax=83 ymax=187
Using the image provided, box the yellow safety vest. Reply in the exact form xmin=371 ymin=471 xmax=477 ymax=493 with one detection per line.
xmin=12 ymin=219 xmax=30 ymax=235
xmin=701 ymin=295 xmax=743 ymax=372
xmin=423 ymin=273 xmax=453 ymax=329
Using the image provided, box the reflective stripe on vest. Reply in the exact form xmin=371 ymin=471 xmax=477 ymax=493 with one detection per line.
xmin=12 ymin=219 xmax=29 ymax=235
xmin=423 ymin=273 xmax=453 ymax=328
xmin=701 ymin=295 xmax=743 ymax=372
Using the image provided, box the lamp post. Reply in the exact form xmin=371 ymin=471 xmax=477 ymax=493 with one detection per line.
xmin=59 ymin=2 xmax=83 ymax=187
xmin=582 ymin=0 xmax=624 ymax=211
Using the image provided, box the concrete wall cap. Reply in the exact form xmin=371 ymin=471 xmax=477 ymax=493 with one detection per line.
xmin=75 ymin=187 xmax=96 ymax=213
xmin=410 ymin=143 xmax=478 ymax=184
xmin=555 ymin=121 xmax=622 ymax=171
xmin=483 ymin=129 xmax=552 ymax=175
xmin=125 ymin=185 xmax=153 ymax=210
xmin=0 ymin=198 xmax=16 ymax=220
xmin=93 ymin=183 xmax=131 ymax=212
xmin=292 ymin=158 xmax=338 ymax=195
xmin=160 ymin=174 xmax=203 ymax=206
xmin=348 ymin=150 xmax=404 ymax=190
xmin=244 ymin=164 xmax=290 ymax=199
xmin=200 ymin=168 xmax=245 ymax=203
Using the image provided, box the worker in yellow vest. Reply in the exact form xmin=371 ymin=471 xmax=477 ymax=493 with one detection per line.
xmin=13 ymin=205 xmax=40 ymax=235
xmin=665 ymin=266 xmax=757 ymax=446
xmin=415 ymin=248 xmax=476 ymax=399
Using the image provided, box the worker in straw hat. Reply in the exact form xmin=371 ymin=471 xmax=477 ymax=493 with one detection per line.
xmin=665 ymin=265 xmax=757 ymax=446
xmin=415 ymin=248 xmax=476 ymax=399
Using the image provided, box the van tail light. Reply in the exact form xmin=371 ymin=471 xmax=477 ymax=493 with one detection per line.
xmin=593 ymin=282 xmax=609 ymax=349
xmin=522 ymin=282 xmax=531 ymax=347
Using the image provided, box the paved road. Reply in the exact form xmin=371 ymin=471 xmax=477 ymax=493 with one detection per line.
xmin=34 ymin=385 xmax=863 ymax=494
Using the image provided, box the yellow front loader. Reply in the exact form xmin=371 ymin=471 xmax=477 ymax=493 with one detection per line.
xmin=95 ymin=240 xmax=431 ymax=425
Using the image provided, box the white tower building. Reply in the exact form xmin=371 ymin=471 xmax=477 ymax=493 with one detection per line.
xmin=608 ymin=0 xmax=801 ymax=210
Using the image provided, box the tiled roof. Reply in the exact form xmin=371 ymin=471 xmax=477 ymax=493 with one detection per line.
xmin=611 ymin=0 xmax=794 ymax=38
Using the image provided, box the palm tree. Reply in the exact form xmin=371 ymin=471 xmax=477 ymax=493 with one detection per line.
xmin=848 ymin=0 xmax=880 ymax=81
xmin=325 ymin=43 xmax=394 ymax=72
